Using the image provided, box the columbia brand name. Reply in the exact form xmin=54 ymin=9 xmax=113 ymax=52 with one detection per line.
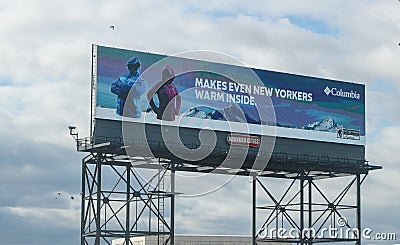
xmin=324 ymin=86 xmax=361 ymax=100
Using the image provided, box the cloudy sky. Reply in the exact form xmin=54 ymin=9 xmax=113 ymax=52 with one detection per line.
xmin=0 ymin=0 xmax=399 ymax=244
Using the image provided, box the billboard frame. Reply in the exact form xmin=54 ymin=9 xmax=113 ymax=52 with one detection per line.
xmin=90 ymin=44 xmax=98 ymax=138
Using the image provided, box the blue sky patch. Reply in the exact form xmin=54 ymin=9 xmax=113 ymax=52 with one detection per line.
xmin=0 ymin=79 xmax=13 ymax=86
xmin=287 ymin=15 xmax=338 ymax=35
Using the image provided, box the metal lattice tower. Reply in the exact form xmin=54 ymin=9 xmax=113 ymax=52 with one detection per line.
xmin=80 ymin=151 xmax=174 ymax=245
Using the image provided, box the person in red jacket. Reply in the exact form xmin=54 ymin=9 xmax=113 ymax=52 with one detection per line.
xmin=147 ymin=65 xmax=181 ymax=121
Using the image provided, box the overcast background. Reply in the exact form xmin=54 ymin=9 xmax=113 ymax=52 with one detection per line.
xmin=0 ymin=1 xmax=399 ymax=244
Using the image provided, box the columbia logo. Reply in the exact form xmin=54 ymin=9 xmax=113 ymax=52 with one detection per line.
xmin=324 ymin=86 xmax=331 ymax=95
xmin=323 ymin=86 xmax=361 ymax=100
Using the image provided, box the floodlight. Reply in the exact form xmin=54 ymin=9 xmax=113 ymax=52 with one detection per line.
xmin=68 ymin=125 xmax=78 ymax=140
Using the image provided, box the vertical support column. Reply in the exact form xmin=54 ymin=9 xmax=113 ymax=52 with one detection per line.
xmin=125 ymin=164 xmax=131 ymax=245
xmin=157 ymin=167 xmax=160 ymax=245
xmin=308 ymin=179 xmax=312 ymax=245
xmin=95 ymin=154 xmax=102 ymax=244
xmin=356 ymin=174 xmax=361 ymax=245
xmin=170 ymin=163 xmax=175 ymax=245
xmin=81 ymin=159 xmax=86 ymax=245
xmin=300 ymin=173 xmax=304 ymax=245
xmin=252 ymin=176 xmax=256 ymax=245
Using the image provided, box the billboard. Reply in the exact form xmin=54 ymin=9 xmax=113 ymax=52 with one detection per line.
xmin=93 ymin=45 xmax=365 ymax=146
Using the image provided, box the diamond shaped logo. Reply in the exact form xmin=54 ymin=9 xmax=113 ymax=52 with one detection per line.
xmin=324 ymin=86 xmax=331 ymax=95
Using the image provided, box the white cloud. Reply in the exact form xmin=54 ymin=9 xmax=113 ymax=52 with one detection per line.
xmin=1 ymin=206 xmax=79 ymax=229
xmin=366 ymin=126 xmax=400 ymax=210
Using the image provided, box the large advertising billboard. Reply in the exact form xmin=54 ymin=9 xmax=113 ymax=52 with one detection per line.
xmin=93 ymin=45 xmax=365 ymax=146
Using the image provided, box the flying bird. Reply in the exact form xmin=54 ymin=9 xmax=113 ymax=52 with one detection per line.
xmin=54 ymin=192 xmax=61 ymax=200
xmin=110 ymin=25 xmax=115 ymax=30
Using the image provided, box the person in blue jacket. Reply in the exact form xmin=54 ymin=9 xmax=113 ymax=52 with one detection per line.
xmin=111 ymin=57 xmax=146 ymax=118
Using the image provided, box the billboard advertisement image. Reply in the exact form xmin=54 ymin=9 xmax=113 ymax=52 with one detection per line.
xmin=93 ymin=45 xmax=365 ymax=146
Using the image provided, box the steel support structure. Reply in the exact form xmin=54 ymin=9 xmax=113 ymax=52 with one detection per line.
xmin=76 ymin=137 xmax=380 ymax=245
xmin=253 ymin=172 xmax=368 ymax=245
xmin=81 ymin=152 xmax=173 ymax=245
